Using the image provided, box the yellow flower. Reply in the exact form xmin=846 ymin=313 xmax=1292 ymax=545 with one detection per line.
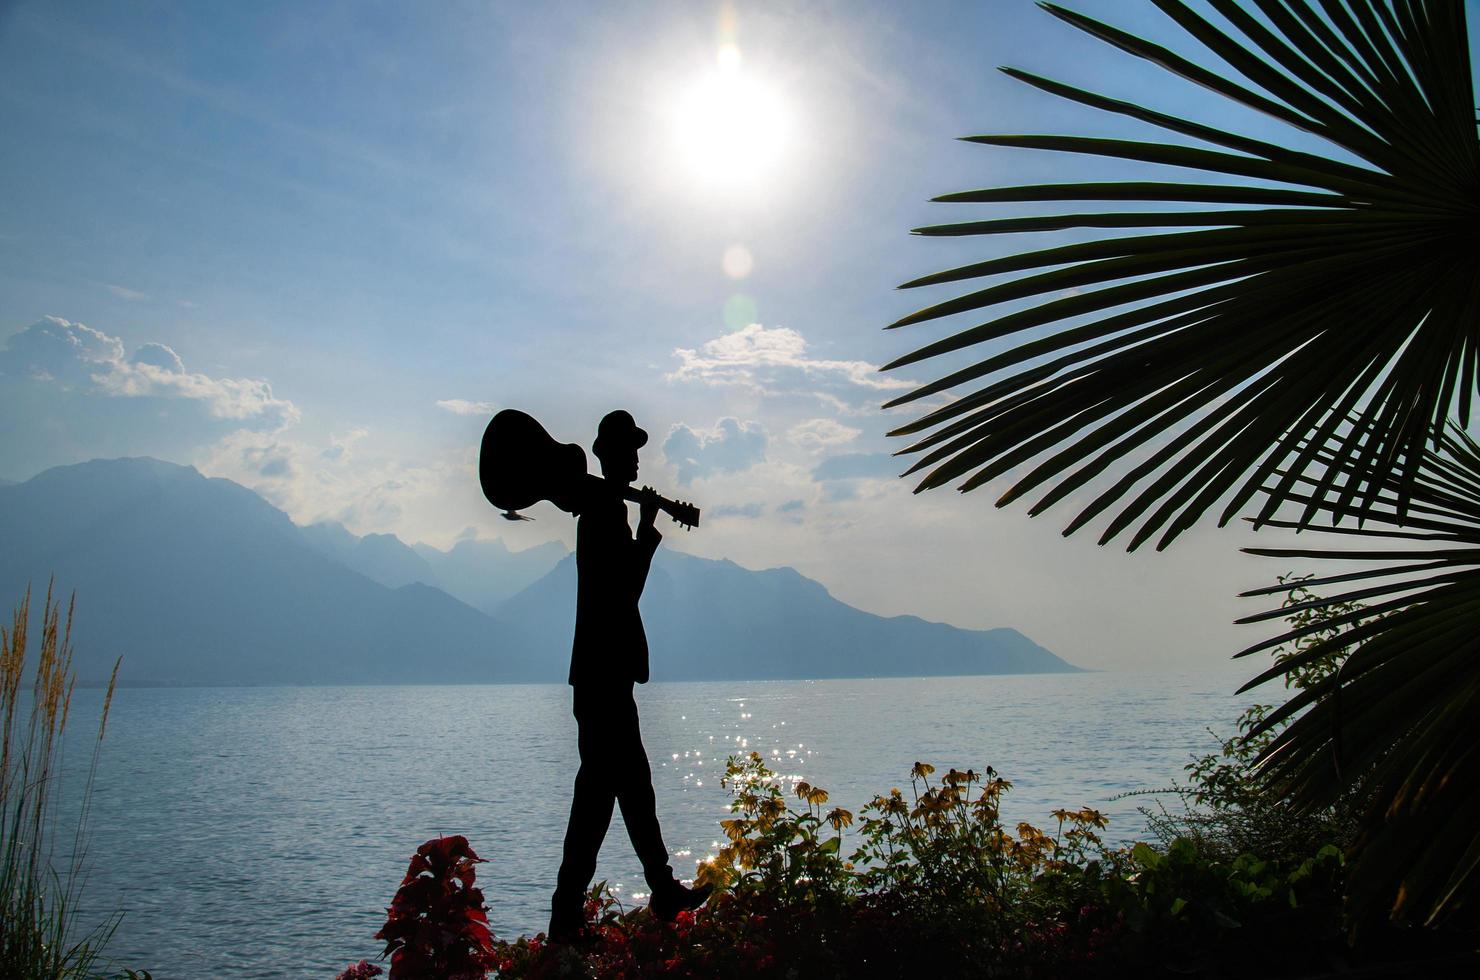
xmin=825 ymin=807 xmax=854 ymax=832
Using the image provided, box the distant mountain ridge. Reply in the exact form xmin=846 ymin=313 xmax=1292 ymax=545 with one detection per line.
xmin=299 ymin=521 xmax=564 ymax=612
xmin=0 ymin=458 xmax=1079 ymax=685
xmin=503 ymin=552 xmax=1077 ymax=681
xmin=0 ymin=457 xmax=512 ymax=685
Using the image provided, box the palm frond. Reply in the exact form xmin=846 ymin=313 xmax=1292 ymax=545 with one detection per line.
xmin=887 ymin=0 xmax=1480 ymax=550
xmin=1235 ymin=422 xmax=1480 ymax=927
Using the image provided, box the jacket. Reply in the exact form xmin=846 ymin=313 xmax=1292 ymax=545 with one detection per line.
xmin=569 ymin=487 xmax=661 ymax=686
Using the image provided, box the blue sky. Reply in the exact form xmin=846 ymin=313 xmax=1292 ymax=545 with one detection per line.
xmin=3 ymin=1 xmax=1476 ymax=670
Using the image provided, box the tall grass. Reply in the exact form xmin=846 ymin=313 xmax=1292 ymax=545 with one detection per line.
xmin=0 ymin=584 xmax=122 ymax=980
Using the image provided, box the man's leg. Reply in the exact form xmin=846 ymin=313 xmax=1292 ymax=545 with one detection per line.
xmin=550 ymin=688 xmax=618 ymax=937
xmin=610 ymin=688 xmax=711 ymax=921
xmin=608 ymin=689 xmax=674 ymax=890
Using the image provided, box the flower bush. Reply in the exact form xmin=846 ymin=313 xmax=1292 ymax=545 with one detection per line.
xmin=354 ymin=752 xmax=1475 ymax=979
xmin=486 ymin=754 xmax=1375 ymax=979
xmin=374 ymin=835 xmax=498 ymax=980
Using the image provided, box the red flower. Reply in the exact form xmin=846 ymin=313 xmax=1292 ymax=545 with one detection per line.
xmin=374 ymin=836 xmax=497 ymax=980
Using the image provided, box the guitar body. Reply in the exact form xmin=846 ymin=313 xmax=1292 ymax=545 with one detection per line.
xmin=479 ymin=408 xmax=701 ymax=528
xmin=479 ymin=409 xmax=588 ymax=515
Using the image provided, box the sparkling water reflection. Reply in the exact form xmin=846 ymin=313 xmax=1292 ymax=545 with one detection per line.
xmin=69 ymin=668 xmax=1262 ymax=978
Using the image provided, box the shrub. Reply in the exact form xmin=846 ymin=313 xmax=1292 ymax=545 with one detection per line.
xmin=493 ymin=755 xmax=1131 ymax=979
xmin=0 ymin=585 xmax=122 ymax=980
xmin=482 ymin=753 xmax=1431 ymax=979
xmin=1112 ymin=838 xmax=1347 ymax=976
xmin=1139 ymin=574 xmax=1369 ymax=865
xmin=374 ymin=834 xmax=498 ymax=980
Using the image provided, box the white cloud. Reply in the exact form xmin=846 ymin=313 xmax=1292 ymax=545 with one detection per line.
xmin=96 ymin=358 xmax=299 ymax=423
xmin=1 ymin=316 xmax=298 ymax=426
xmin=436 ymin=398 xmax=497 ymax=416
xmin=105 ymin=283 xmax=149 ymax=301
xmin=788 ymin=417 xmax=861 ymax=451
xmin=0 ymin=315 xmax=124 ymax=383
xmin=662 ymin=417 xmax=768 ymax=485
xmin=711 ymin=502 xmax=765 ymax=520
xmin=667 ymin=324 xmax=913 ymax=399
xmin=131 ymin=342 xmax=185 ymax=373
xmin=320 ymin=427 xmax=369 ymax=461
xmin=195 ymin=428 xmax=446 ymax=533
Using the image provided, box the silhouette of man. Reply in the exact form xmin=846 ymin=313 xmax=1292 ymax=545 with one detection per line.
xmin=548 ymin=410 xmax=710 ymax=942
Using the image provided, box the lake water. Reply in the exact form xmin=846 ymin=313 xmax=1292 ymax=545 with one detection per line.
xmin=63 ymin=668 xmax=1267 ymax=978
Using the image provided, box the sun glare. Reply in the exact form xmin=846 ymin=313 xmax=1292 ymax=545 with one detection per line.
xmin=668 ymin=45 xmax=792 ymax=192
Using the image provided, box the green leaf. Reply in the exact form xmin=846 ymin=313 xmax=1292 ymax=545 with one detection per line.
xmin=887 ymin=0 xmax=1479 ymax=549
xmin=1241 ymin=423 xmax=1480 ymax=926
xmin=885 ymin=1 xmax=1480 ymax=931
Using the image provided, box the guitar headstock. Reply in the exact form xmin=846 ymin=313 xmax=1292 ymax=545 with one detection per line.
xmin=665 ymin=499 xmax=701 ymax=530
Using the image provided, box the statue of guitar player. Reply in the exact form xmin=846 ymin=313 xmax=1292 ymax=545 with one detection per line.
xmin=546 ymin=410 xmax=711 ymax=942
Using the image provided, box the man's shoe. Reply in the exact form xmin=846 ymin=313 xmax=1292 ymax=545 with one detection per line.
xmin=547 ymin=908 xmax=587 ymax=945
xmin=649 ymin=881 xmax=713 ymax=922
xmin=547 ymin=924 xmax=583 ymax=945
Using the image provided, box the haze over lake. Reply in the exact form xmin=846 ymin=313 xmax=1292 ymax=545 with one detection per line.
xmin=73 ymin=667 xmax=1263 ymax=979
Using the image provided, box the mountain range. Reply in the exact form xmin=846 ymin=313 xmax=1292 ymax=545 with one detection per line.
xmin=0 ymin=458 xmax=1079 ymax=685
xmin=299 ymin=520 xmax=566 ymax=613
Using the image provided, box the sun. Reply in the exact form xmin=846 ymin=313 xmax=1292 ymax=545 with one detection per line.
xmin=667 ymin=44 xmax=792 ymax=193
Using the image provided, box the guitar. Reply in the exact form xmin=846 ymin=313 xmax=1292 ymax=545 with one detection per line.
xmin=479 ymin=409 xmax=701 ymax=529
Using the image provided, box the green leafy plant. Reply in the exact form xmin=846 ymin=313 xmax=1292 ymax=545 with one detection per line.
xmin=1118 ymin=838 xmax=1347 ymax=975
xmin=697 ymin=752 xmax=855 ymax=906
xmin=1139 ymin=574 xmax=1366 ymax=864
xmin=1 ymin=585 xmax=122 ymax=980
xmin=1235 ymin=424 xmax=1480 ymax=927
xmin=487 ymin=755 xmax=1427 ymax=978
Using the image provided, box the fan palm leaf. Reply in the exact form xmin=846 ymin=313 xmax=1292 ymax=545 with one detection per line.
xmin=887 ymin=0 xmax=1480 ymax=551
xmin=1234 ymin=421 xmax=1480 ymax=926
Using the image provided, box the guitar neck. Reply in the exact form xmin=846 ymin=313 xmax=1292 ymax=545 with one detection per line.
xmin=618 ymin=486 xmax=701 ymax=529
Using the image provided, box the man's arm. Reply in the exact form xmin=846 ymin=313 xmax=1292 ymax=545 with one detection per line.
xmin=631 ymin=486 xmax=662 ymax=599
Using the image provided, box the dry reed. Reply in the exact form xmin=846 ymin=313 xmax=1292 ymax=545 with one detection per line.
xmin=0 ymin=582 xmax=124 ymax=979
